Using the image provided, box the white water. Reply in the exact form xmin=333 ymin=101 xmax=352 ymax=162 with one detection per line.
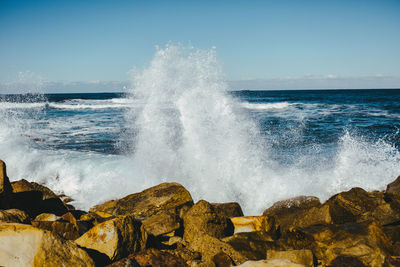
xmin=1 ymin=45 xmax=400 ymax=214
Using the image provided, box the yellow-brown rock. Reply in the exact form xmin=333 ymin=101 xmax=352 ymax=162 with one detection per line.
xmin=263 ymin=196 xmax=321 ymax=217
xmin=238 ymin=259 xmax=306 ymax=267
xmin=11 ymin=179 xmax=58 ymax=199
xmin=386 ymin=175 xmax=400 ymax=195
xmin=80 ymin=211 xmax=114 ymax=225
xmin=34 ymin=213 xmax=60 ymax=222
xmin=0 ymin=160 xmax=12 ymax=209
xmin=32 ymin=220 xmax=80 ymax=240
xmin=0 ymin=209 xmax=30 ymax=224
xmin=183 ymin=200 xmax=233 ymax=243
xmin=230 ymin=216 xmax=276 ymax=234
xmin=75 ymin=214 xmax=147 ymax=261
xmin=267 ymin=250 xmax=314 ymax=267
xmin=90 ymin=182 xmax=193 ymax=218
xmin=212 ymin=202 xmax=244 ymax=218
xmin=0 ymin=223 xmax=95 ymax=266
xmin=142 ymin=211 xmax=180 ymax=236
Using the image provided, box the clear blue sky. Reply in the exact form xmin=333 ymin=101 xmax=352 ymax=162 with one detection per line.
xmin=0 ymin=0 xmax=399 ymax=90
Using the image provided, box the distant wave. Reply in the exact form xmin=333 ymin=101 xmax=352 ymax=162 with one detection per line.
xmin=242 ymin=101 xmax=292 ymax=110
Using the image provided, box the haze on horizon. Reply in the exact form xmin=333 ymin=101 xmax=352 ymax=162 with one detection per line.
xmin=0 ymin=0 xmax=399 ymax=93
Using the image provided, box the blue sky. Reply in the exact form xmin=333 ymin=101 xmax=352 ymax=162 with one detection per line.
xmin=0 ymin=0 xmax=399 ymax=91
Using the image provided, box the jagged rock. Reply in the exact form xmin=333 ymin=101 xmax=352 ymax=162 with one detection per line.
xmin=212 ymin=202 xmax=244 ymax=218
xmin=238 ymin=259 xmax=306 ymax=267
xmin=183 ymin=200 xmax=233 ymax=243
xmin=0 ymin=223 xmax=95 ymax=266
xmin=0 ymin=209 xmax=30 ymax=224
xmin=168 ymin=245 xmax=201 ymax=262
xmin=11 ymin=179 xmax=58 ymax=200
xmin=263 ymin=196 xmax=321 ymax=217
xmin=222 ymin=232 xmax=278 ymax=261
xmin=327 ymin=255 xmax=368 ymax=267
xmin=90 ymin=182 xmax=194 ymax=218
xmin=266 ymin=250 xmax=314 ymax=267
xmin=80 ymin=211 xmax=114 ymax=225
xmin=0 ymin=160 xmax=12 ymax=209
xmin=142 ymin=211 xmax=180 ymax=237
xmin=32 ymin=220 xmax=80 ymax=240
xmin=386 ymin=175 xmax=400 ymax=195
xmin=34 ymin=213 xmax=60 ymax=222
xmin=230 ymin=216 xmax=277 ymax=235
xmin=212 ymin=252 xmax=233 ymax=267
xmin=75 ymin=214 xmax=147 ymax=261
xmin=187 ymin=234 xmax=248 ymax=265
xmin=279 ymin=221 xmax=393 ymax=266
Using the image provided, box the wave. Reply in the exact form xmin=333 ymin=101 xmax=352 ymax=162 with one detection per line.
xmin=242 ymin=102 xmax=292 ymax=110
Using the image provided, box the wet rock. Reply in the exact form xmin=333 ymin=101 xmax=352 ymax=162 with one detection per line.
xmin=230 ymin=216 xmax=277 ymax=235
xmin=183 ymin=200 xmax=233 ymax=243
xmin=0 ymin=209 xmax=30 ymax=224
xmin=34 ymin=213 xmax=60 ymax=222
xmin=212 ymin=202 xmax=244 ymax=218
xmin=0 ymin=223 xmax=95 ymax=266
xmin=142 ymin=211 xmax=180 ymax=237
xmin=75 ymin=214 xmax=147 ymax=261
xmin=11 ymin=178 xmax=58 ymax=200
xmin=266 ymin=250 xmax=314 ymax=267
xmin=0 ymin=160 xmax=12 ymax=209
xmin=90 ymin=182 xmax=194 ymax=218
xmin=222 ymin=231 xmax=278 ymax=261
xmin=32 ymin=220 xmax=80 ymax=240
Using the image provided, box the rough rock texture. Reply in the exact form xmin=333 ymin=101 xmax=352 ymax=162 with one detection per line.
xmin=212 ymin=252 xmax=234 ymax=267
xmin=222 ymin=232 xmax=278 ymax=261
xmin=75 ymin=214 xmax=147 ymax=261
xmin=11 ymin=179 xmax=58 ymax=200
xmin=80 ymin=211 xmax=114 ymax=225
xmin=238 ymin=259 xmax=306 ymax=267
xmin=212 ymin=202 xmax=244 ymax=218
xmin=142 ymin=211 xmax=180 ymax=237
xmin=386 ymin=175 xmax=400 ymax=195
xmin=0 ymin=209 xmax=30 ymax=224
xmin=90 ymin=182 xmax=194 ymax=218
xmin=34 ymin=213 xmax=60 ymax=222
xmin=230 ymin=216 xmax=277 ymax=235
xmin=32 ymin=220 xmax=80 ymax=240
xmin=187 ymin=234 xmax=248 ymax=265
xmin=263 ymin=196 xmax=321 ymax=217
xmin=0 ymin=223 xmax=95 ymax=266
xmin=280 ymin=221 xmax=392 ymax=266
xmin=183 ymin=200 xmax=233 ymax=243
xmin=266 ymin=250 xmax=314 ymax=267
xmin=0 ymin=160 xmax=12 ymax=209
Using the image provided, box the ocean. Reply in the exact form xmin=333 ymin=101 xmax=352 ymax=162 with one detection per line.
xmin=1 ymin=47 xmax=399 ymax=215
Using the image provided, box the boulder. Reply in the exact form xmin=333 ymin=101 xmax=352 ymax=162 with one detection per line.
xmin=187 ymin=234 xmax=248 ymax=265
xmin=212 ymin=202 xmax=244 ymax=218
xmin=222 ymin=232 xmax=278 ymax=261
xmin=212 ymin=252 xmax=234 ymax=267
xmin=90 ymin=182 xmax=193 ymax=218
xmin=183 ymin=200 xmax=233 ymax=243
xmin=238 ymin=259 xmax=306 ymax=267
xmin=34 ymin=213 xmax=60 ymax=222
xmin=0 ymin=223 xmax=95 ymax=266
xmin=11 ymin=179 xmax=58 ymax=199
xmin=142 ymin=211 xmax=180 ymax=237
xmin=111 ymin=248 xmax=188 ymax=267
xmin=0 ymin=209 xmax=30 ymax=224
xmin=230 ymin=216 xmax=277 ymax=235
xmin=80 ymin=211 xmax=114 ymax=226
xmin=386 ymin=175 xmax=400 ymax=195
xmin=32 ymin=220 xmax=80 ymax=240
xmin=327 ymin=255 xmax=368 ymax=267
xmin=266 ymin=250 xmax=314 ymax=267
xmin=0 ymin=160 xmax=12 ymax=209
xmin=75 ymin=214 xmax=147 ymax=261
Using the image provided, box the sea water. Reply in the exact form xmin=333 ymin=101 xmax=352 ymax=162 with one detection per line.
xmin=0 ymin=45 xmax=399 ymax=214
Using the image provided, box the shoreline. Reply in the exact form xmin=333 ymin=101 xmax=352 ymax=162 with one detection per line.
xmin=1 ymin=159 xmax=400 ymax=266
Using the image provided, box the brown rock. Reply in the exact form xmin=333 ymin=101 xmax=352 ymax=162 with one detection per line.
xmin=0 ymin=209 xmax=30 ymax=224
xmin=34 ymin=213 xmax=60 ymax=222
xmin=212 ymin=252 xmax=233 ymax=267
xmin=212 ymin=202 xmax=244 ymax=218
xmin=80 ymin=211 xmax=114 ymax=225
xmin=0 ymin=223 xmax=95 ymax=266
xmin=230 ymin=216 xmax=277 ymax=235
xmin=266 ymin=250 xmax=314 ymax=267
xmin=183 ymin=200 xmax=233 ymax=243
xmin=75 ymin=214 xmax=147 ymax=261
xmin=327 ymin=255 xmax=368 ymax=267
xmin=238 ymin=259 xmax=306 ymax=267
xmin=90 ymin=182 xmax=194 ymax=218
xmin=263 ymin=196 xmax=321 ymax=217
xmin=11 ymin=178 xmax=58 ymax=199
xmin=142 ymin=211 xmax=180 ymax=237
xmin=32 ymin=220 xmax=80 ymax=240
xmin=0 ymin=160 xmax=12 ymax=209
xmin=386 ymin=175 xmax=400 ymax=195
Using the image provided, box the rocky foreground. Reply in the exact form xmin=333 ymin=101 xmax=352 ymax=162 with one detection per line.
xmin=1 ymin=159 xmax=400 ymax=267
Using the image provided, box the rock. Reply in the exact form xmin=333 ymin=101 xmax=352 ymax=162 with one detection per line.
xmin=90 ymin=182 xmax=194 ymax=218
xmin=11 ymin=178 xmax=58 ymax=199
xmin=32 ymin=220 xmax=80 ymax=240
xmin=263 ymin=196 xmax=321 ymax=217
xmin=386 ymin=175 xmax=400 ymax=195
xmin=142 ymin=211 xmax=180 ymax=237
xmin=0 ymin=209 xmax=30 ymax=224
xmin=279 ymin=221 xmax=393 ymax=266
xmin=34 ymin=213 xmax=60 ymax=222
xmin=222 ymin=231 xmax=278 ymax=261
xmin=75 ymin=214 xmax=147 ymax=261
xmin=266 ymin=250 xmax=314 ymax=267
xmin=212 ymin=202 xmax=244 ymax=218
xmin=168 ymin=245 xmax=202 ymax=262
xmin=187 ymin=234 xmax=248 ymax=265
xmin=183 ymin=200 xmax=233 ymax=243
xmin=238 ymin=259 xmax=306 ymax=267
xmin=212 ymin=252 xmax=234 ymax=267
xmin=106 ymin=258 xmax=141 ymax=267
xmin=230 ymin=216 xmax=277 ymax=235
xmin=80 ymin=211 xmax=114 ymax=225
xmin=0 ymin=223 xmax=95 ymax=266
xmin=327 ymin=255 xmax=368 ymax=267
xmin=0 ymin=160 xmax=12 ymax=209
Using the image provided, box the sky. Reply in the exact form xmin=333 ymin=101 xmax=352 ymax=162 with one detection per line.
xmin=0 ymin=0 xmax=399 ymax=92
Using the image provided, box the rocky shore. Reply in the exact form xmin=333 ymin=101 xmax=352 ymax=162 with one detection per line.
xmin=1 ymin=159 xmax=400 ymax=266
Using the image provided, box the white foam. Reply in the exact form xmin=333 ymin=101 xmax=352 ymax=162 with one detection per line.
xmin=242 ymin=102 xmax=292 ymax=110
